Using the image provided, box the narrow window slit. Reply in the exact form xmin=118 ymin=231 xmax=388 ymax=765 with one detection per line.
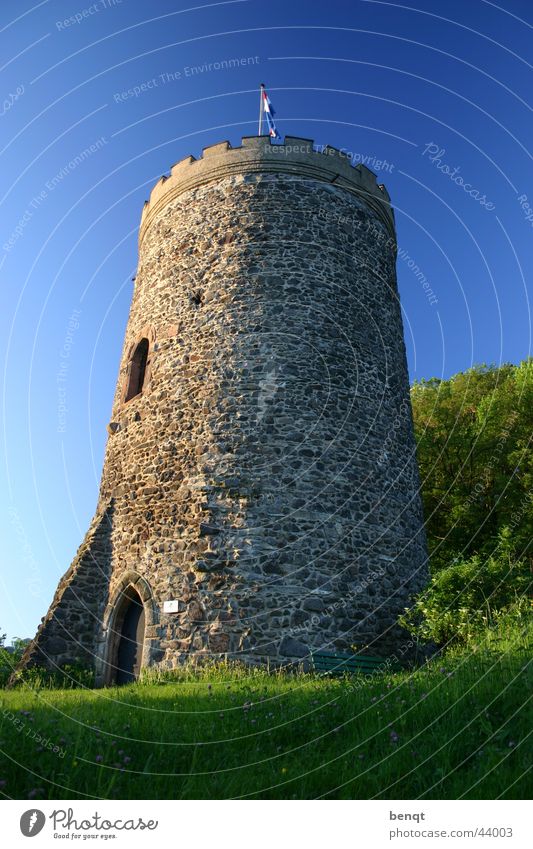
xmin=125 ymin=338 xmax=149 ymax=401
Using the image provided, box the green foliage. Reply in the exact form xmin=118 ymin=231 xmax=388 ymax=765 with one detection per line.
xmin=0 ymin=635 xmax=27 ymax=688
xmin=401 ymin=527 xmax=532 ymax=645
xmin=8 ymin=664 xmax=95 ymax=690
xmin=411 ymin=359 xmax=533 ymax=571
xmin=405 ymin=359 xmax=533 ymax=645
xmin=400 ymin=569 xmax=531 ymax=646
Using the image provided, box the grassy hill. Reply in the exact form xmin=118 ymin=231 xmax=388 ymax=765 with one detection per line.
xmin=1 ymin=615 xmax=530 ymax=800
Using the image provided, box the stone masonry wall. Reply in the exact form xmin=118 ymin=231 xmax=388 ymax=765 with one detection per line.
xmin=19 ymin=137 xmax=428 ymax=680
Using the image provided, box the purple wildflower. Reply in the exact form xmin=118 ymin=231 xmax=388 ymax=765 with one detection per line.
xmin=28 ymin=788 xmax=42 ymax=799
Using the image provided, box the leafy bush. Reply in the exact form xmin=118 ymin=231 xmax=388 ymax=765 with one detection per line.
xmin=401 ymin=528 xmax=532 ymax=645
xmin=411 ymin=359 xmax=533 ymax=571
xmin=0 ymin=634 xmax=27 ymax=688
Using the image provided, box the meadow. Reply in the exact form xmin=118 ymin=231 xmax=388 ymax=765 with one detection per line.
xmin=0 ymin=615 xmax=530 ymax=800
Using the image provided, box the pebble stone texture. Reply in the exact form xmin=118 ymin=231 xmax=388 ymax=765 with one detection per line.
xmin=19 ymin=136 xmax=429 ymax=684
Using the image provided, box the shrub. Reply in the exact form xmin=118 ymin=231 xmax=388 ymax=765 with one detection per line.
xmin=0 ymin=634 xmax=27 ymax=688
xmin=400 ymin=528 xmax=532 ymax=646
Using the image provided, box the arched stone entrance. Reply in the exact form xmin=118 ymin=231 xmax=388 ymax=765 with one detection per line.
xmin=115 ymin=587 xmax=145 ymax=684
xmin=98 ymin=573 xmax=157 ymax=686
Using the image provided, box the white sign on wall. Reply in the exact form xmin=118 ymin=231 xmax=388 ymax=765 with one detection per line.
xmin=163 ymin=600 xmax=181 ymax=614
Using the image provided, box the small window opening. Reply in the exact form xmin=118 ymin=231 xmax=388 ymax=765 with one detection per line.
xmin=191 ymin=291 xmax=203 ymax=307
xmin=125 ymin=338 xmax=149 ymax=402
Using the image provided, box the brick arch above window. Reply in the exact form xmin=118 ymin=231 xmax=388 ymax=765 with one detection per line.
xmin=125 ymin=324 xmax=156 ymax=358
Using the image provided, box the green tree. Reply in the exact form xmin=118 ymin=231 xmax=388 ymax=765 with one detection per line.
xmin=411 ymin=359 xmax=533 ymax=571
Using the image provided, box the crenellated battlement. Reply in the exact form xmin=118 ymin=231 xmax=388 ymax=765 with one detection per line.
xmin=139 ymin=135 xmax=395 ymax=245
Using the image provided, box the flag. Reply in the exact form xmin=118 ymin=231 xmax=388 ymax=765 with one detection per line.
xmin=262 ymin=87 xmax=280 ymax=139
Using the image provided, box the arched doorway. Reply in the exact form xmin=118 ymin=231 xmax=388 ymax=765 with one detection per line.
xmin=114 ymin=587 xmax=145 ymax=684
xmin=97 ymin=572 xmax=156 ymax=687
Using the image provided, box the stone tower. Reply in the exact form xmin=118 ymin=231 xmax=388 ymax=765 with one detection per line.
xmin=19 ymin=136 xmax=428 ymax=685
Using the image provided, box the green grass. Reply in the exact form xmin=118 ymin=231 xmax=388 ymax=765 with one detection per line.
xmin=0 ymin=619 xmax=531 ymax=800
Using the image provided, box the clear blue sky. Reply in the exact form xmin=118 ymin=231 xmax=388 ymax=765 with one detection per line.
xmin=1 ymin=0 xmax=531 ymax=642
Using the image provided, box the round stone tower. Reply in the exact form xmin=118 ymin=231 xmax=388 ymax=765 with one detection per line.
xmin=19 ymin=136 xmax=428 ymax=684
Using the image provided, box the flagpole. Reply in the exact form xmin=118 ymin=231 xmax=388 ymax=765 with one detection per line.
xmin=258 ymin=83 xmax=265 ymax=135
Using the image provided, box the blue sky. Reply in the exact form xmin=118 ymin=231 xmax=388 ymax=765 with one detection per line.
xmin=1 ymin=0 xmax=531 ymax=642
